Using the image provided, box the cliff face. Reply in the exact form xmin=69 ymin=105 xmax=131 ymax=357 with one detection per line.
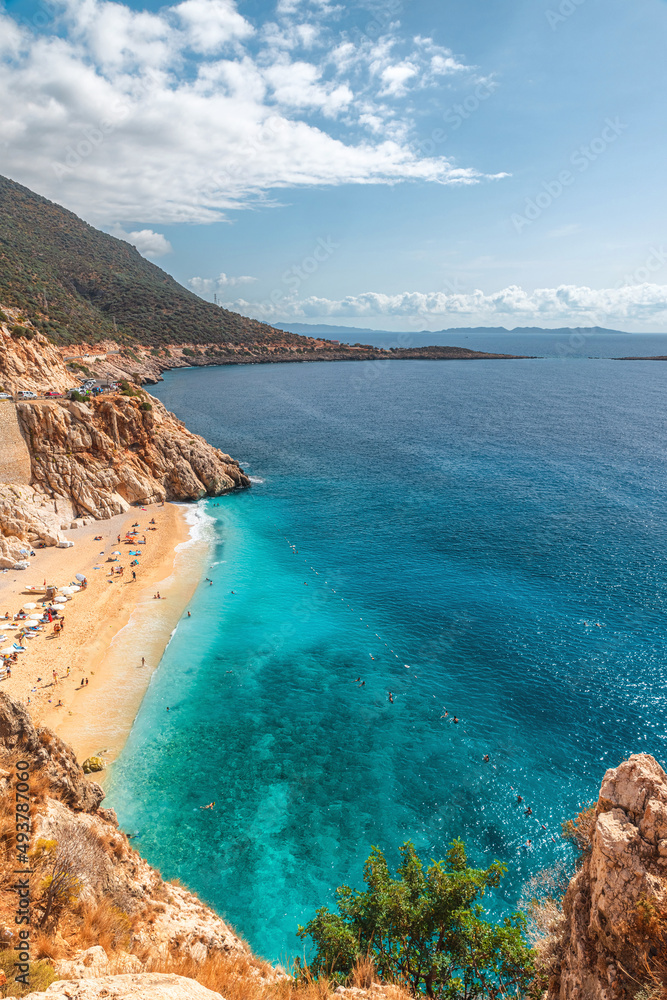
xmin=549 ymin=754 xmax=667 ymax=1000
xmin=17 ymin=396 xmax=249 ymax=518
xmin=0 ymin=318 xmax=73 ymax=396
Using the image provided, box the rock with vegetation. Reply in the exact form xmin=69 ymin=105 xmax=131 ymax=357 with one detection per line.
xmin=546 ymin=754 xmax=667 ymax=1000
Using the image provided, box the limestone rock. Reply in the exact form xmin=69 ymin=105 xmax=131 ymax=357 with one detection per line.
xmin=55 ymin=946 xmax=143 ymax=979
xmin=16 ymin=394 xmax=249 ymax=518
xmin=23 ymin=973 xmax=225 ymax=999
xmin=549 ymin=753 xmax=667 ymax=1000
xmin=0 ymin=692 xmax=104 ymax=812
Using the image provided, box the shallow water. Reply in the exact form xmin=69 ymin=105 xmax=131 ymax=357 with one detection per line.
xmin=107 ymin=358 xmax=667 ymax=962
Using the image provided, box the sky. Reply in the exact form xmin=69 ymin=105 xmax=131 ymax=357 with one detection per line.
xmin=2 ymin=0 xmax=667 ymax=331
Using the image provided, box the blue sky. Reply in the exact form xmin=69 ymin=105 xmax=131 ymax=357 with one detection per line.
xmin=2 ymin=0 xmax=667 ymax=329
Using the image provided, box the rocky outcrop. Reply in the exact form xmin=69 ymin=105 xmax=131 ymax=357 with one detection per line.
xmin=549 ymin=754 xmax=667 ymax=1000
xmin=0 ymin=692 xmax=104 ymax=812
xmin=0 ymin=313 xmax=73 ymax=395
xmin=16 ymin=395 xmax=248 ymax=519
xmin=23 ymin=973 xmax=225 ymax=999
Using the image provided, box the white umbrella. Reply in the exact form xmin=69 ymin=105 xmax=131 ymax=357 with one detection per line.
xmin=69 ymin=585 xmax=81 ymax=592
xmin=75 ymin=573 xmax=86 ymax=582
xmin=2 ymin=646 xmax=14 ymax=655
xmin=28 ymin=613 xmax=43 ymax=620
xmin=61 ymin=587 xmax=75 ymax=595
xmin=23 ymin=602 xmax=37 ymax=610
xmin=54 ymin=596 xmax=68 ymax=603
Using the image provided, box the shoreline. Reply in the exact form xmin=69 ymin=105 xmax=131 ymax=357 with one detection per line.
xmin=0 ymin=500 xmax=213 ymax=770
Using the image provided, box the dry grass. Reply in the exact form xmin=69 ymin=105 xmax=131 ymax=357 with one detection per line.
xmin=66 ymin=897 xmax=132 ymax=954
xmin=561 ymin=802 xmax=596 ymax=853
xmin=149 ymin=950 xmax=412 ymax=1000
xmin=350 ymin=954 xmax=376 ymax=990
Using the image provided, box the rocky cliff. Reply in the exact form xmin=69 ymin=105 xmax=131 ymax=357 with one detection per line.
xmin=547 ymin=754 xmax=667 ymax=1000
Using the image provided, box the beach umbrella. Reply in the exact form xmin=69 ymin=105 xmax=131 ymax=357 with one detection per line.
xmin=19 ymin=548 xmax=28 ymax=555
xmin=54 ymin=596 xmax=68 ymax=603
xmin=1 ymin=646 xmax=14 ymax=655
xmin=28 ymin=613 xmax=43 ymax=620
xmin=75 ymin=573 xmax=86 ymax=582
xmin=70 ymin=585 xmax=81 ymax=592
xmin=23 ymin=602 xmax=37 ymax=610
xmin=111 ymin=550 xmax=121 ymax=555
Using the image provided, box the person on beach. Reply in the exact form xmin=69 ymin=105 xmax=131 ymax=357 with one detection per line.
xmin=52 ymin=670 xmax=58 ymax=685
xmin=132 ymin=571 xmax=136 ymax=580
xmin=187 ymin=611 xmax=191 ymax=617
xmin=141 ymin=657 xmax=145 ymax=667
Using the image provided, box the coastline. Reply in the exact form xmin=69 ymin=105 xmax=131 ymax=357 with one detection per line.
xmin=0 ymin=500 xmax=213 ymax=770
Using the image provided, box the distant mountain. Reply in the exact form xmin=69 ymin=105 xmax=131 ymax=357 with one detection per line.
xmin=0 ymin=174 xmax=299 ymax=348
xmin=275 ymin=322 xmax=630 ymax=339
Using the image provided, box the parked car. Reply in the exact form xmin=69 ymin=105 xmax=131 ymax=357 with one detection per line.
xmin=45 ymin=390 xmax=62 ymax=397
xmin=0 ymin=392 xmax=12 ymax=400
xmin=17 ymin=390 xmax=37 ymax=399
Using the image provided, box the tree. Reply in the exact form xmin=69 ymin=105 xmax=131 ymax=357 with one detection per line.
xmin=298 ymin=840 xmax=534 ymax=1000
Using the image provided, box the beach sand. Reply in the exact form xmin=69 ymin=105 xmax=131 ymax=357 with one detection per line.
xmin=0 ymin=501 xmax=211 ymax=770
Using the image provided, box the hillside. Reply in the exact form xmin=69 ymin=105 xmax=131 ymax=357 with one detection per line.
xmin=0 ymin=175 xmax=300 ymax=349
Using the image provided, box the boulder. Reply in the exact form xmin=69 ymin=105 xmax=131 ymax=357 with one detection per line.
xmin=23 ymin=973 xmax=225 ymax=1000
xmin=82 ymin=756 xmax=106 ymax=774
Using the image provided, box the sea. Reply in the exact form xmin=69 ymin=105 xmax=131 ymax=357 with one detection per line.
xmin=106 ymin=333 xmax=667 ymax=965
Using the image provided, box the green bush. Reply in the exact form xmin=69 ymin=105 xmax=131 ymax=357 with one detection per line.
xmin=298 ymin=840 xmax=534 ymax=999
xmin=140 ymin=401 xmax=153 ymax=411
xmin=69 ymin=390 xmax=86 ymax=402
xmin=0 ymin=309 xmax=7 ymax=322
xmin=11 ymin=324 xmax=34 ymax=339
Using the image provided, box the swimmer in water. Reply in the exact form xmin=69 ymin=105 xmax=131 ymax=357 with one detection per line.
xmin=200 ymin=802 xmax=215 ymax=810
xmin=517 ymin=795 xmax=523 ymax=803
xmin=453 ymin=717 xmax=459 ymax=724
xmin=525 ymin=806 xmax=532 ymax=816
xmin=483 ymin=754 xmax=490 ymax=762
xmin=389 ymin=692 xmax=393 ymax=703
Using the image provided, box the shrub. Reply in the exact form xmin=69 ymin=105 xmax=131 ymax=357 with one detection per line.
xmin=0 ymin=309 xmax=7 ymax=322
xmin=11 ymin=324 xmax=34 ymax=339
xmin=140 ymin=401 xmax=153 ymax=411
xmin=69 ymin=390 xmax=85 ymax=402
xmin=298 ymin=840 xmax=534 ymax=998
xmin=562 ymin=803 xmax=596 ymax=854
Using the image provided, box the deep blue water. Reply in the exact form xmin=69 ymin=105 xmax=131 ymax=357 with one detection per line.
xmin=107 ymin=357 xmax=667 ymax=964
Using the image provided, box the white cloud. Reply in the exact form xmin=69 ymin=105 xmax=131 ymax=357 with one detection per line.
xmin=0 ymin=0 xmax=502 ymax=225
xmin=223 ymin=283 xmax=667 ymax=325
xmin=174 ymin=0 xmax=254 ymax=53
xmin=189 ymin=273 xmax=258 ymax=293
xmin=112 ymin=227 xmax=173 ymax=257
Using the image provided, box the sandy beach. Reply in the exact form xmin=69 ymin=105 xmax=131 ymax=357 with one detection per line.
xmin=0 ymin=501 xmax=212 ymax=769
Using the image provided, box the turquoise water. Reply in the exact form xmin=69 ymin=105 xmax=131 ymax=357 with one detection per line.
xmin=107 ymin=358 xmax=667 ymax=963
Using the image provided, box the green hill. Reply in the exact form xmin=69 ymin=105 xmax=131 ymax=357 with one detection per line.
xmin=0 ymin=174 xmax=298 ymax=348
